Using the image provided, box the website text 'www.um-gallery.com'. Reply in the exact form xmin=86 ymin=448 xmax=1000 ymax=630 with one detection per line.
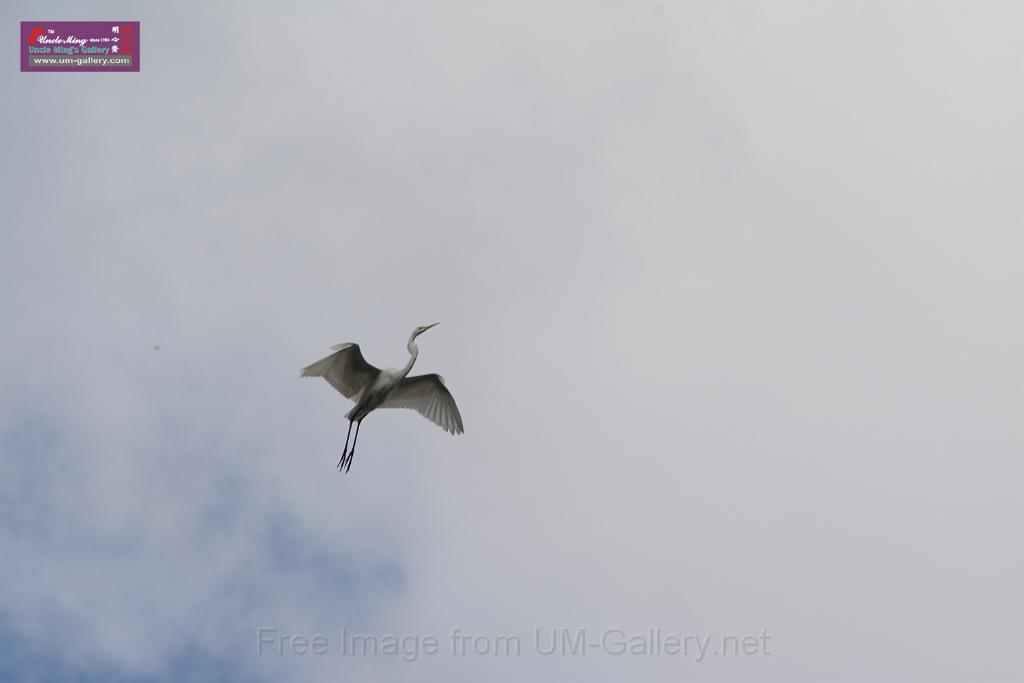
xmin=27 ymin=55 xmax=133 ymax=67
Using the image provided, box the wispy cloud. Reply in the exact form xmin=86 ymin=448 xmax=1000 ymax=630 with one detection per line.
xmin=2 ymin=1 xmax=1022 ymax=681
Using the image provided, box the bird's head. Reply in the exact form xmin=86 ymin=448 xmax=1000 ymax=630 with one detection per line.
xmin=413 ymin=322 xmax=439 ymax=338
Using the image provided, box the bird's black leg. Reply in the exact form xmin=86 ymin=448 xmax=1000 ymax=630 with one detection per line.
xmin=345 ymin=419 xmax=362 ymax=473
xmin=338 ymin=419 xmax=354 ymax=471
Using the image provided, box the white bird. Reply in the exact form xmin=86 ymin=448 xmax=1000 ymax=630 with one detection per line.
xmin=300 ymin=323 xmax=464 ymax=472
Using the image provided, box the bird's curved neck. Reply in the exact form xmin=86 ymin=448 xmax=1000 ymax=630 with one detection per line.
xmin=401 ymin=335 xmax=419 ymax=378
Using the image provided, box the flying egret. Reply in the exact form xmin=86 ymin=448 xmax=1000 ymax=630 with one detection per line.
xmin=301 ymin=323 xmax=464 ymax=472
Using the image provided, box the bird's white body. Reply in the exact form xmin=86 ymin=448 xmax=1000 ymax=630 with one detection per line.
xmin=301 ymin=323 xmax=464 ymax=472
xmin=348 ymin=367 xmax=408 ymax=421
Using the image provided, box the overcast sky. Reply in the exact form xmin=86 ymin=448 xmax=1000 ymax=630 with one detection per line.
xmin=2 ymin=1 xmax=1022 ymax=681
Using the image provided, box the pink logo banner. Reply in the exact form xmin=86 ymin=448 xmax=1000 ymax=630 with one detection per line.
xmin=21 ymin=21 xmax=140 ymax=72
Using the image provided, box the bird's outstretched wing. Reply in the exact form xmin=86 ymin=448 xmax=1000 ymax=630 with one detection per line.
xmin=379 ymin=373 xmax=464 ymax=435
xmin=300 ymin=343 xmax=380 ymax=399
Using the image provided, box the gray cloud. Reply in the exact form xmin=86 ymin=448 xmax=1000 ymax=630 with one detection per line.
xmin=1 ymin=0 xmax=1022 ymax=681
